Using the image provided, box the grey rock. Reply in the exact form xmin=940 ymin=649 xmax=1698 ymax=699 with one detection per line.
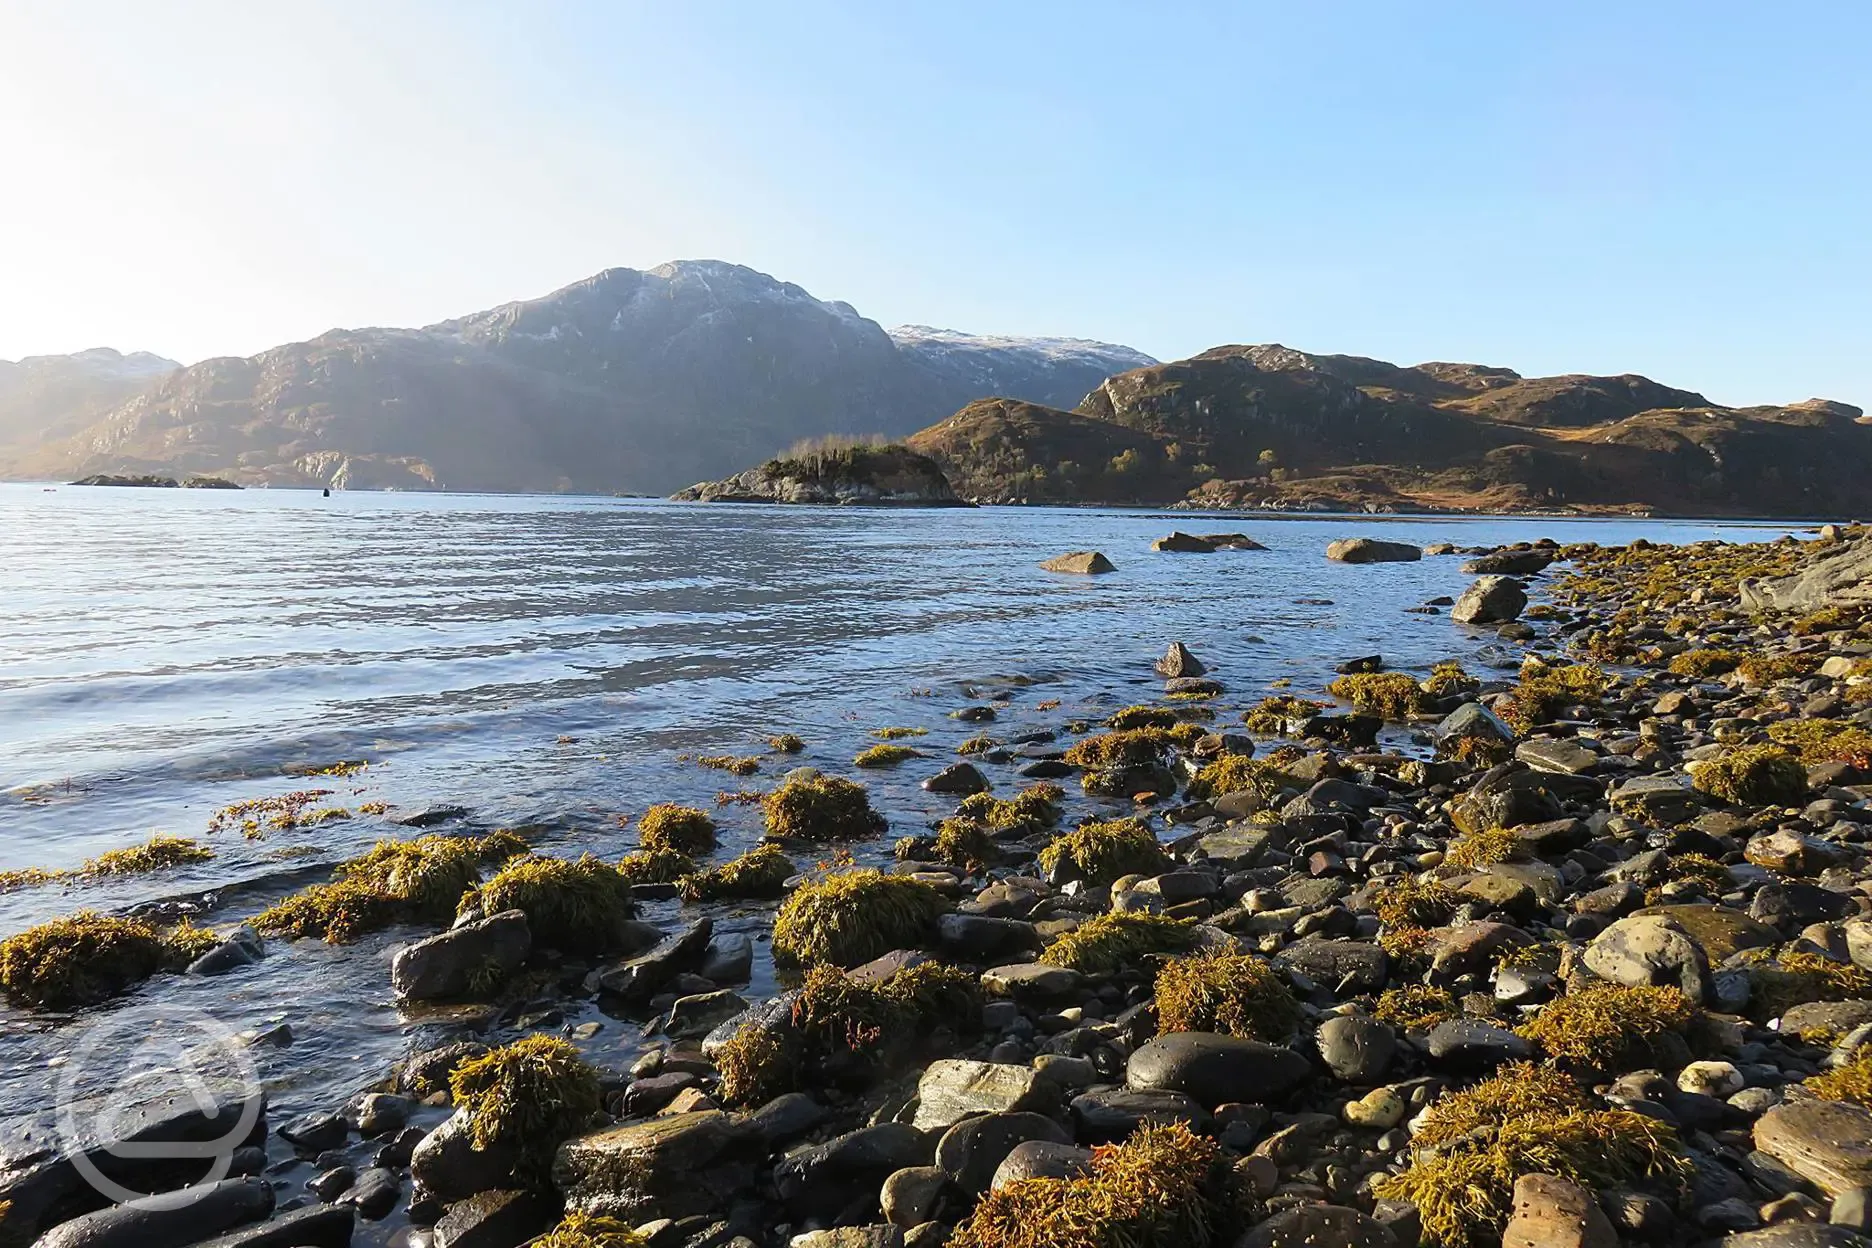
xmin=774 ymin=1123 xmax=930 ymax=1214
xmin=391 ymin=909 xmax=530 ymax=1002
xmin=1238 ymin=1203 xmax=1398 ymax=1248
xmin=990 ymin=1139 xmax=1093 ymax=1190
xmin=1155 ymin=641 xmax=1206 ymax=677
xmin=664 ymin=989 xmax=749 ymax=1040
xmin=912 ymin=1061 xmax=1050 ymax=1131
xmin=280 ymin=1111 xmax=350 ymax=1154
xmin=1125 ymin=1033 xmax=1309 ymax=1108
xmin=411 ymin=1110 xmax=523 ymax=1205
xmin=1424 ymin=1019 xmax=1532 ymax=1070
xmin=923 ymin=764 xmax=990 ymax=796
xmin=699 ymin=933 xmax=754 ymax=984
xmin=35 ymin=1177 xmax=272 ymax=1248
xmin=880 ymin=1166 xmax=951 ymax=1229
xmin=1068 ymin=1088 xmax=1205 ymax=1143
xmin=596 ymin=918 xmax=713 ymax=1002
xmin=433 ymin=1188 xmax=552 ymax=1248
xmin=1326 ymin=538 xmax=1422 ymax=564
xmin=188 ymin=1205 xmax=356 ymax=1248
xmin=1273 ymin=939 xmax=1388 ymax=994
xmin=934 ymin=1111 xmax=1070 ymax=1196
xmin=1452 ymin=575 xmax=1528 ymax=625
xmin=553 ymin=1110 xmax=761 ymax=1221
xmin=1516 ymin=738 xmax=1599 ymax=775
xmin=1316 ymin=1014 xmax=1396 ymax=1083
xmin=1585 ymin=913 xmax=1714 ymax=1003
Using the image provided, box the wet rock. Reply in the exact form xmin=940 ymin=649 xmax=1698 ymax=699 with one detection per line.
xmin=699 ymin=933 xmax=754 ymax=984
xmin=35 ymin=1176 xmax=273 ymax=1248
xmin=1068 ymin=1088 xmax=1206 ymax=1143
xmin=190 ymin=1205 xmax=356 ymax=1248
xmin=1238 ymin=1204 xmax=1397 ymax=1247
xmin=791 ymin=1228 xmax=904 ymax=1248
xmin=400 ymin=1042 xmax=489 ymax=1096
xmin=1040 ymin=552 xmax=1115 ymax=574
xmin=1747 ymin=828 xmax=1840 ymax=875
xmin=933 ymin=1111 xmax=1070 ymax=1196
xmin=1501 ymin=1172 xmax=1617 ymax=1248
xmin=189 ymin=930 xmax=265 ymax=976
xmin=596 ymin=918 xmax=713 ymax=1003
xmin=881 ymin=1166 xmax=951 ymax=1229
xmin=433 ymin=1189 xmax=552 ymax=1248
xmin=1152 ymin=532 xmax=1220 ymax=553
xmin=922 ymin=763 xmax=989 ymax=795
xmin=1755 ymin=1100 xmax=1872 ymax=1195
xmin=1722 ymin=1226 xmax=1872 ymax=1247
xmin=750 ymin=1093 xmax=828 ymax=1144
xmin=1634 ymin=904 xmax=1776 ymax=962
xmin=1424 ymin=1018 xmax=1531 ymax=1071
xmin=1610 ymin=775 xmax=1704 ymax=823
xmin=990 ymin=1140 xmax=1093 ymax=1190
xmin=621 ymin=1072 xmax=699 ymax=1117
xmin=393 ymin=803 xmax=469 ymax=827
xmin=1155 ymin=641 xmax=1206 ymax=678
xmin=1463 ymin=549 xmax=1555 ymax=575
xmin=937 ymin=914 xmax=1037 ymax=961
xmin=1316 ymin=1014 xmax=1396 ymax=1083
xmin=1273 ymin=938 xmax=1388 ymax=994
xmin=392 ymin=910 xmax=531 ymax=1002
xmin=1516 ymin=739 xmax=1599 ymax=776
xmin=1326 ymin=538 xmax=1422 ymax=564
xmin=665 ymin=990 xmax=749 ymax=1041
xmin=1452 ymin=575 xmax=1528 ymax=625
xmin=347 ymin=1093 xmax=415 ymax=1138
xmin=308 ymin=1166 xmax=356 ymax=1201
xmin=980 ymin=963 xmax=1084 ymax=1001
xmin=281 ymin=1111 xmax=351 ymax=1154
xmin=1125 ymin=1033 xmax=1310 ymax=1108
xmin=911 ymin=1061 xmax=1050 ymax=1131
xmin=411 ymin=1110 xmax=525 ymax=1205
xmin=554 ymin=1110 xmax=761 ymax=1221
xmin=338 ymin=1167 xmax=399 ymax=1220
xmin=1584 ymin=913 xmax=1714 ymax=1002
xmin=774 ymin=1123 xmax=930 ymax=1215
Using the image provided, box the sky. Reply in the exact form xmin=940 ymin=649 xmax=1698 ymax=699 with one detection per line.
xmin=1 ymin=1 xmax=1867 ymax=408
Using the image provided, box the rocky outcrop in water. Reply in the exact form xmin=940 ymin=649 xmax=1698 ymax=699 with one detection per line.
xmin=672 ymin=443 xmax=969 ymax=507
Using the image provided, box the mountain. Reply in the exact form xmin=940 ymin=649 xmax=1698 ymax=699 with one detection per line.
xmin=0 ymin=262 xmax=1151 ymax=493
xmin=905 ymin=344 xmax=1871 ymax=517
xmin=0 ymin=348 xmax=179 ymax=455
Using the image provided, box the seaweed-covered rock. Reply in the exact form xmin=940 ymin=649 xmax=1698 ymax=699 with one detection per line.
xmin=554 ymin=1110 xmax=762 ymax=1220
xmin=392 ymin=909 xmax=531 ymax=1002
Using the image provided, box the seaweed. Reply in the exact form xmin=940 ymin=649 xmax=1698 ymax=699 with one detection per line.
xmin=637 ymin=804 xmax=718 ymax=855
xmin=770 ymin=868 xmax=947 ymax=967
xmin=253 ymin=830 xmax=527 ymax=943
xmin=448 ymin=1035 xmax=601 ymax=1188
xmin=0 ymin=912 xmax=218 ymax=1009
xmin=761 ymin=772 xmax=886 ymax=841
xmin=1154 ymin=949 xmax=1300 ymax=1041
xmin=675 ymin=843 xmax=796 ymax=903
xmin=1518 ymin=984 xmax=1701 ymax=1072
xmin=1036 ymin=818 xmax=1167 ymax=885
xmin=458 ymin=854 xmax=638 ymax=954
xmin=1690 ymin=745 xmax=1809 ymax=806
xmin=1327 ymin=672 xmax=1425 ymax=720
xmin=1037 ymin=912 xmax=1198 ymax=975
xmin=855 ymin=743 xmax=921 ymax=768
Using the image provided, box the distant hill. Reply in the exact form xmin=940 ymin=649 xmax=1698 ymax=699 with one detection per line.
xmin=0 ymin=348 xmax=179 ymax=458
xmin=905 ymin=344 xmax=1870 ymax=517
xmin=0 ymin=262 xmax=1150 ymax=493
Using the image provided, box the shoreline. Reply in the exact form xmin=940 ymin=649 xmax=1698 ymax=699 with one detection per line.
xmin=5 ymin=529 xmax=1872 ymax=1247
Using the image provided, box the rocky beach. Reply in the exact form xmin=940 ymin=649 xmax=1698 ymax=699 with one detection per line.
xmin=12 ymin=518 xmax=1872 ymax=1248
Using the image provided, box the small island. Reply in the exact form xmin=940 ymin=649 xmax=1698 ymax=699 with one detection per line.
xmin=672 ymin=440 xmax=973 ymax=507
xmin=68 ymin=474 xmax=243 ymax=489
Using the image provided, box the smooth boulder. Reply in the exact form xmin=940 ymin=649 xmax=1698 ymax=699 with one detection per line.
xmin=1326 ymin=537 xmax=1422 ymax=564
xmin=1452 ymin=574 xmax=1528 ymax=624
xmin=1124 ymin=1033 xmax=1310 ymax=1107
xmin=1039 ymin=551 xmax=1115 ymax=574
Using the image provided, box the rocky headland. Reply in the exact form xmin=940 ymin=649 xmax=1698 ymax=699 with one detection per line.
xmin=674 ymin=443 xmax=970 ymax=507
xmin=12 ymin=528 xmax=1872 ymax=1248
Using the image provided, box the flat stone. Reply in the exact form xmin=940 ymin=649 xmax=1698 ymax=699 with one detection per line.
xmin=1756 ymin=1100 xmax=1872 ymax=1195
xmin=1424 ymin=1018 xmax=1532 ymax=1071
xmin=1610 ymin=775 xmax=1705 ymax=823
xmin=1067 ymin=1088 xmax=1205 ymax=1144
xmin=1502 ymin=1172 xmax=1618 ymax=1248
xmin=664 ymin=989 xmax=748 ymax=1040
xmin=1517 ymin=738 xmax=1600 ymax=775
xmin=553 ymin=1110 xmax=759 ymax=1220
xmin=1125 ymin=1033 xmax=1310 ymax=1108
xmin=34 ymin=1177 xmax=272 ymax=1248
xmin=911 ymin=1061 xmax=1050 ymax=1131
xmin=775 ymin=1123 xmax=931 ymax=1216
xmin=596 ymin=918 xmax=713 ymax=1003
xmin=1633 ymin=904 xmax=1775 ymax=963
xmin=1272 ymin=939 xmax=1387 ymax=994
xmin=979 ymin=963 xmax=1084 ymax=1000
xmin=1326 ymin=537 xmax=1422 ymax=564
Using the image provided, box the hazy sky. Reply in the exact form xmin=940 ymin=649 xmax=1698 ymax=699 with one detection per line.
xmin=2 ymin=2 xmax=1867 ymax=408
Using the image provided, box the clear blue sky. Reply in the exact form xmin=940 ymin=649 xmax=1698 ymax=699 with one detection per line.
xmin=2 ymin=1 xmax=1867 ymax=409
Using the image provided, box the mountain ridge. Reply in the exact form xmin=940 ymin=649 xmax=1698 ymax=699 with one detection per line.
xmin=0 ymin=261 xmax=1151 ymax=493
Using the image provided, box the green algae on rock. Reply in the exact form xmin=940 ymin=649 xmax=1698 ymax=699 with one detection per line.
xmin=0 ymin=912 xmax=221 ymax=1009
xmin=459 ymin=854 xmax=638 ymax=955
xmin=770 ymin=868 xmax=946 ymax=967
xmin=254 ymin=830 xmax=527 ymax=943
xmin=761 ymin=771 xmax=886 ymax=841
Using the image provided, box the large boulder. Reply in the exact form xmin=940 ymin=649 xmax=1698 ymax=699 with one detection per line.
xmin=595 ymin=918 xmax=712 ymax=1002
xmin=911 ymin=1061 xmax=1050 ymax=1131
xmin=1754 ymin=1100 xmax=1872 ymax=1195
xmin=1124 ymin=1033 xmax=1310 ymax=1107
xmin=933 ymin=1112 xmax=1069 ymax=1196
xmin=1039 ymin=551 xmax=1115 ymax=574
xmin=392 ymin=910 xmax=531 ymax=1002
xmin=1741 ymin=538 xmax=1872 ymax=613
xmin=34 ymin=1178 xmax=272 ymax=1248
xmin=1501 ymin=1173 xmax=1618 ymax=1248
xmin=553 ymin=1110 xmax=761 ymax=1221
xmin=1326 ymin=537 xmax=1422 ymax=564
xmin=1463 ymin=549 xmax=1555 ymax=575
xmin=1584 ymin=913 xmax=1714 ymax=1003
xmin=1452 ymin=575 xmax=1528 ymax=624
